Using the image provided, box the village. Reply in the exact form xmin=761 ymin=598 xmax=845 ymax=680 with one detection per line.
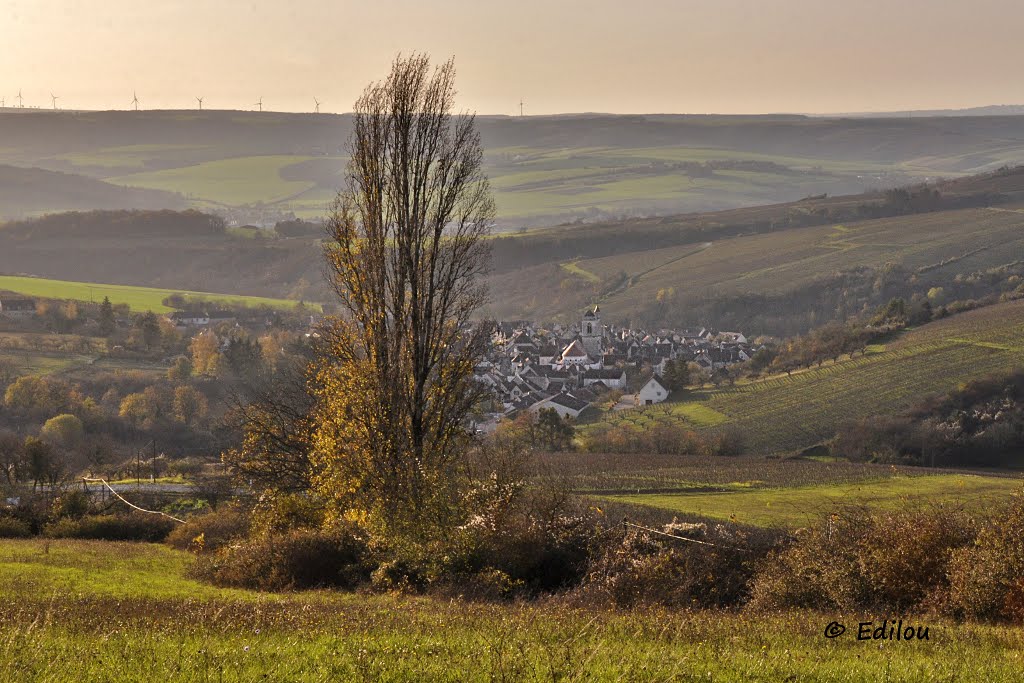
xmin=475 ymin=306 xmax=759 ymax=424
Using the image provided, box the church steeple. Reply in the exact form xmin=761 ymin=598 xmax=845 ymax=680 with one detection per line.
xmin=581 ymin=306 xmax=602 ymax=356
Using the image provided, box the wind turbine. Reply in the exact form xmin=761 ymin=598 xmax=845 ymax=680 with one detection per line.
xmin=50 ymin=93 xmax=59 ymax=110
xmin=254 ymin=96 xmax=262 ymax=112
xmin=196 ymin=96 xmax=203 ymax=110
xmin=314 ymin=97 xmax=321 ymax=114
xmin=519 ymin=98 xmax=524 ymax=117
xmin=16 ymin=89 xmax=23 ymax=108
xmin=131 ymin=91 xmax=139 ymax=111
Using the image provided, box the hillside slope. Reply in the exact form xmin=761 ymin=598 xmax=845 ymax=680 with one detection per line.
xmin=0 ymin=165 xmax=185 ymax=217
xmin=484 ymin=167 xmax=1024 ymax=332
xmin=586 ymin=299 xmax=1024 ymax=454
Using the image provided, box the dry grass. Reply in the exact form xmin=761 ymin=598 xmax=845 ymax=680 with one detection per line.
xmin=2 ymin=539 xmax=1024 ymax=680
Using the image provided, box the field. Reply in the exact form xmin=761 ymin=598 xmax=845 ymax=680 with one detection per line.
xmin=543 ymin=452 xmax=1023 ymax=528
xmin=601 ymin=473 xmax=1021 ymax=528
xmin=485 ymin=145 xmax=881 ymax=223
xmin=583 ymin=299 xmax=1024 ymax=455
xmin=0 ymin=275 xmax=318 ymax=313
xmin=108 ymin=155 xmax=323 ymax=207
xmin=2 ymin=538 xmax=1023 ymax=681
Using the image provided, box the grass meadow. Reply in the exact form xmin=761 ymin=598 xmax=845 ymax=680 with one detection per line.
xmin=1 ymin=538 xmax=1023 ymax=681
xmin=0 ymin=275 xmax=317 ymax=313
xmin=541 ymin=452 xmax=1023 ymax=528
xmin=108 ymin=155 xmax=321 ymax=206
xmin=601 ymin=472 xmax=1021 ymax=528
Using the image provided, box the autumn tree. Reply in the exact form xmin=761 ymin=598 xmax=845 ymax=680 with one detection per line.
xmin=4 ymin=376 xmax=68 ymax=416
xmin=167 ymin=356 xmax=193 ymax=383
xmin=189 ymin=331 xmax=220 ymax=376
xmin=311 ymin=54 xmax=494 ymax=534
xmin=223 ymin=348 xmax=317 ymax=494
xmin=40 ymin=414 xmax=85 ymax=451
xmin=172 ymin=385 xmax=208 ymax=426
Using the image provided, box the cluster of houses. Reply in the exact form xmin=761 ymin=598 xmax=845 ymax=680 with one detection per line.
xmin=476 ymin=306 xmax=757 ymax=421
xmin=0 ymin=296 xmax=37 ymax=319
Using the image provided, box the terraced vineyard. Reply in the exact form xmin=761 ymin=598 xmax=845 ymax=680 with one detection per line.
xmin=577 ymin=207 xmax=1024 ymax=320
xmin=585 ymin=299 xmax=1024 ymax=454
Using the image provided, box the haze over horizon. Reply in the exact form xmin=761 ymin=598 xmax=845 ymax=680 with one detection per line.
xmin=3 ymin=0 xmax=1022 ymax=116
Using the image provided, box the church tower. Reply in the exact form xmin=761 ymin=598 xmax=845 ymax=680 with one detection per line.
xmin=580 ymin=306 xmax=603 ymax=357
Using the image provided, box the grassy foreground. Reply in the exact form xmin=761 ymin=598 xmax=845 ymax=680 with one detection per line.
xmin=0 ymin=274 xmax=317 ymax=313
xmin=1 ymin=539 xmax=1023 ymax=681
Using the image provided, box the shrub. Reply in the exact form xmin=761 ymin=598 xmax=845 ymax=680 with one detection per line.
xmin=248 ymin=492 xmax=327 ymax=537
xmin=191 ymin=524 xmax=371 ymax=591
xmin=43 ymin=513 xmax=175 ymax=542
xmin=436 ymin=453 xmax=597 ymax=597
xmin=0 ymin=516 xmax=32 ymax=538
xmin=947 ymin=491 xmax=1024 ymax=622
xmin=748 ymin=506 xmax=976 ymax=613
xmin=51 ymin=490 xmax=91 ymax=520
xmin=165 ymin=456 xmax=206 ymax=479
xmin=578 ymin=520 xmax=779 ymax=608
xmin=165 ymin=506 xmax=249 ymax=553
xmin=459 ymin=510 xmax=594 ymax=595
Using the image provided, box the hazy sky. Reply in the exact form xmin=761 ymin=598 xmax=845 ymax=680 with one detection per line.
xmin=2 ymin=0 xmax=1022 ymax=115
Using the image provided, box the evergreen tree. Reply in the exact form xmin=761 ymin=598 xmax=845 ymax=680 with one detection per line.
xmin=98 ymin=297 xmax=115 ymax=337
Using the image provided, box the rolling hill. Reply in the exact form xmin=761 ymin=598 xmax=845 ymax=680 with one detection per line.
xmin=5 ymin=109 xmax=1024 ymax=225
xmin=4 ymin=168 xmax=1024 ymax=336
xmin=484 ymin=166 xmax=1024 ymax=332
xmin=0 ymin=164 xmax=185 ymax=217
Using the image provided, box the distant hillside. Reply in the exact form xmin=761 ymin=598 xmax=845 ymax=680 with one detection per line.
xmin=0 ymin=209 xmax=321 ymax=301
xmin=0 ymin=208 xmax=224 ymax=240
xmin=833 ymin=104 xmax=1024 ymax=118
xmin=4 ymin=110 xmax=1024 ymax=224
xmin=483 ymin=166 xmax=1024 ymax=333
xmin=0 ymin=164 xmax=185 ymax=217
xmin=5 ymin=168 xmax=1024 ymax=335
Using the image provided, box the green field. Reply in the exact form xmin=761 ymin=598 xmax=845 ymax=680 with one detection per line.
xmin=601 ymin=473 xmax=1022 ymax=528
xmin=109 ymin=155 xmax=321 ymax=206
xmin=585 ymin=299 xmax=1024 ymax=455
xmin=2 ymin=538 xmax=1023 ymax=681
xmin=0 ymin=275 xmax=317 ymax=313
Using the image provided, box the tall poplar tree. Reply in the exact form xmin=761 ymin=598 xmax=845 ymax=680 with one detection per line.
xmin=313 ymin=54 xmax=494 ymax=533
